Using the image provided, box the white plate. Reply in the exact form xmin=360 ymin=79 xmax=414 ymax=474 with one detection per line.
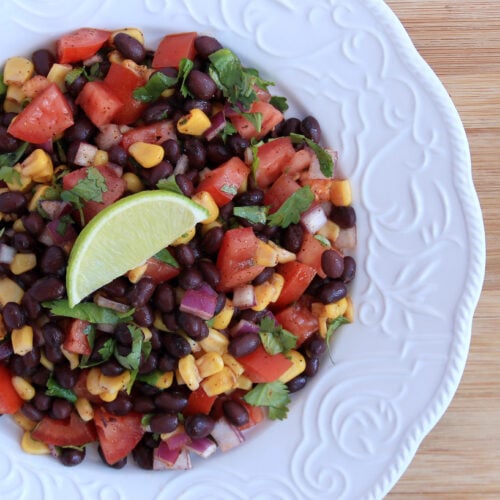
xmin=0 ymin=1 xmax=485 ymax=499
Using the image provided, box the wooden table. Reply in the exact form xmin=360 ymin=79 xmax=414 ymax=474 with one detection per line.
xmin=384 ymin=1 xmax=499 ymax=498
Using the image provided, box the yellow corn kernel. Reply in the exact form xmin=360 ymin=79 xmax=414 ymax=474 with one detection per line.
xmin=140 ymin=327 xmax=152 ymax=342
xmin=255 ymin=240 xmax=279 ymax=267
xmin=93 ymin=149 xmax=109 ymax=167
xmin=4 ymin=57 xmax=34 ymax=85
xmin=269 ymin=273 xmax=284 ymax=302
xmin=123 ymin=172 xmax=144 ymax=193
xmin=235 ymin=374 xmax=253 ymax=391
xmin=172 ymin=225 xmax=196 ymax=246
xmin=252 ymin=280 xmax=279 ymax=312
xmin=201 ymin=366 xmax=237 ymax=397
xmin=267 ymin=240 xmax=296 ymax=264
xmin=0 ymin=314 xmax=7 ymax=340
xmin=175 ymin=368 xmax=185 ymax=386
xmin=129 ymin=141 xmax=164 ymax=168
xmin=111 ymin=28 xmax=145 ymax=46
xmin=278 ymin=350 xmax=306 ymax=383
xmin=86 ymin=368 xmax=102 ymax=395
xmin=211 ymin=300 xmax=234 ymax=330
xmin=75 ymin=397 xmax=94 ymax=422
xmin=178 ymin=354 xmax=201 ymax=391
xmin=344 ymin=297 xmax=354 ymax=323
xmin=10 ymin=253 xmax=37 ymax=275
xmin=39 ymin=350 xmax=54 ymax=371
xmin=317 ymin=220 xmax=340 ymax=245
xmin=61 ymin=346 xmax=80 ymax=369
xmin=127 ymin=262 xmax=148 ymax=283
xmin=155 ymin=371 xmax=174 ymax=390
xmin=12 ymin=218 xmax=25 ymax=232
xmin=6 ymin=165 xmax=32 ymax=192
xmin=100 ymin=390 xmax=118 ymax=402
xmin=154 ymin=311 xmax=169 ymax=332
xmin=4 ymin=85 xmax=25 ymax=113
xmin=46 ymin=63 xmax=73 ymax=91
xmin=28 ymin=185 xmax=50 ymax=211
xmin=13 ymin=411 xmax=36 ymax=431
xmin=107 ymin=49 xmax=124 ymax=64
xmin=11 ymin=376 xmax=35 ymax=400
xmin=222 ymin=353 xmax=245 ymax=377
xmin=21 ymin=149 xmax=54 ymax=183
xmin=191 ymin=191 xmax=219 ymax=224
xmin=330 ymin=179 xmax=352 ymax=206
xmin=199 ymin=328 xmax=229 ymax=355
xmin=177 ymin=108 xmax=211 ymax=136
xmin=11 ymin=325 xmax=33 ymax=355
xmin=21 ymin=431 xmax=50 ymax=455
xmin=318 ymin=316 xmax=328 ymax=338
xmin=100 ymin=371 xmax=131 ymax=394
xmin=196 ymin=351 xmax=224 ymax=378
xmin=200 ymin=219 xmax=223 ymax=236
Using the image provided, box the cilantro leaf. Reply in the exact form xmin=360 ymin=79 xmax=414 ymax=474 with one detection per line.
xmin=136 ymin=370 xmax=162 ymax=386
xmin=178 ymin=58 xmax=194 ymax=98
xmin=267 ymin=186 xmax=314 ymax=228
xmin=314 ymin=234 xmax=331 ymax=248
xmin=67 ymin=166 xmax=108 ymax=203
xmin=233 ymin=205 xmax=268 ymax=225
xmin=258 ymin=316 xmax=297 ymax=355
xmin=241 ymin=112 xmax=262 ymax=132
xmin=269 ymin=95 xmax=288 ymax=112
xmin=154 ymin=248 xmax=179 ymax=268
xmin=42 ymin=300 xmax=134 ymax=324
xmin=243 ymin=381 xmax=291 ymax=420
xmin=326 ymin=316 xmax=350 ymax=346
xmin=157 ymin=175 xmax=183 ymax=194
xmin=220 ymin=183 xmax=238 ymax=195
xmin=46 ymin=376 xmax=77 ymax=403
xmin=0 ymin=141 xmax=29 ymax=168
xmin=0 ymin=73 xmax=7 ymax=96
xmin=249 ymin=142 xmax=260 ymax=180
xmin=220 ymin=121 xmax=236 ymax=142
xmin=65 ymin=67 xmax=86 ymax=86
xmin=133 ymin=71 xmax=178 ymax=102
xmin=114 ymin=325 xmax=144 ymax=372
xmin=290 ymin=133 xmax=334 ymax=178
xmin=0 ymin=166 xmax=21 ymax=186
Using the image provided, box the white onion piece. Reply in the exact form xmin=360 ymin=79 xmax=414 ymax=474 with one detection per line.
xmin=73 ymin=142 xmax=98 ymax=167
xmin=300 ymin=204 xmax=328 ymax=234
xmin=95 ymin=124 xmax=122 ymax=150
xmin=0 ymin=243 xmax=16 ymax=264
xmin=94 ymin=294 xmax=131 ymax=313
xmin=307 ymin=148 xmax=337 ymax=179
xmin=95 ymin=323 xmax=115 ymax=333
xmin=232 ymin=285 xmax=257 ymax=309
xmin=335 ymin=226 xmax=357 ymax=250
xmin=210 ymin=417 xmax=244 ymax=452
xmin=170 ymin=448 xmax=192 ymax=470
xmin=186 ymin=438 xmax=217 ymax=458
xmin=243 ymin=146 xmax=253 ymax=166
xmin=38 ymin=200 xmax=72 ymax=220
xmin=173 ymin=154 xmax=189 ymax=175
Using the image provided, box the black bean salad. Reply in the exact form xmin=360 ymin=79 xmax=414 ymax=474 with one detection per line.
xmin=0 ymin=27 xmax=356 ymax=469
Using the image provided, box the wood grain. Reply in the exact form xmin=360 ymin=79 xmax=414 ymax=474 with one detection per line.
xmin=384 ymin=1 xmax=500 ymax=498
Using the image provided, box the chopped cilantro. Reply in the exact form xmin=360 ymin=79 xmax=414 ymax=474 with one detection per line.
xmin=269 ymin=95 xmax=288 ymax=112
xmin=220 ymin=183 xmax=238 ymax=195
xmin=267 ymin=185 xmax=314 ymax=228
xmin=290 ymin=133 xmax=334 ymax=178
xmin=0 ymin=73 xmax=6 ymax=96
xmin=0 ymin=166 xmax=21 ymax=186
xmin=42 ymin=300 xmax=134 ymax=324
xmin=178 ymin=58 xmax=194 ymax=98
xmin=65 ymin=67 xmax=85 ymax=86
xmin=314 ymin=234 xmax=331 ymax=248
xmin=154 ymin=248 xmax=179 ymax=268
xmin=249 ymin=142 xmax=260 ymax=179
xmin=133 ymin=71 xmax=177 ymax=102
xmin=243 ymin=381 xmax=291 ymax=420
xmin=258 ymin=316 xmax=297 ymax=355
xmin=233 ymin=205 xmax=268 ymax=225
xmin=136 ymin=370 xmax=162 ymax=386
xmin=46 ymin=376 xmax=77 ymax=403
xmin=220 ymin=121 xmax=237 ymax=142
xmin=326 ymin=316 xmax=350 ymax=346
xmin=0 ymin=142 xmax=29 ymax=186
xmin=241 ymin=111 xmax=262 ymax=132
xmin=157 ymin=175 xmax=183 ymax=195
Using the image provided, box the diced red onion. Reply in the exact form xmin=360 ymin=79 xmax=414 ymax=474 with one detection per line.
xmin=335 ymin=226 xmax=357 ymax=250
xmin=210 ymin=417 xmax=244 ymax=452
xmin=94 ymin=294 xmax=131 ymax=313
xmin=73 ymin=142 xmax=98 ymax=167
xmin=229 ymin=319 xmax=260 ymax=338
xmin=173 ymin=154 xmax=189 ymax=175
xmin=95 ymin=124 xmax=123 ymax=150
xmin=170 ymin=448 xmax=192 ymax=470
xmin=232 ymin=285 xmax=256 ymax=309
xmin=39 ymin=220 xmax=77 ymax=247
xmin=82 ymin=53 xmax=103 ymax=66
xmin=38 ymin=200 xmax=72 ymax=220
xmin=185 ymin=438 xmax=217 ymax=458
xmin=179 ymin=286 xmax=218 ymax=320
xmin=204 ymin=110 xmax=226 ymax=141
xmin=165 ymin=430 xmax=191 ymax=451
xmin=105 ymin=162 xmax=123 ymax=178
xmin=153 ymin=443 xmax=192 ymax=470
xmin=38 ymin=139 xmax=53 ymax=154
xmin=300 ymin=204 xmax=328 ymax=234
xmin=155 ymin=441 xmax=180 ymax=466
xmin=196 ymin=281 xmax=218 ymax=298
xmin=0 ymin=243 xmax=16 ymax=264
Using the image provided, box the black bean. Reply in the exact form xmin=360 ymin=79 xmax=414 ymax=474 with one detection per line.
xmin=31 ymin=366 xmax=50 ymax=387
xmin=41 ymin=323 xmax=64 ymax=346
xmin=329 ymin=205 xmax=356 ymax=228
xmin=228 ymin=332 xmax=260 ymax=358
xmin=282 ymin=223 xmax=304 ymax=253
xmin=100 ymin=359 xmax=125 ymax=376
xmin=201 ymin=226 xmax=223 ymax=255
xmin=234 ymin=189 xmax=264 ymax=207
xmin=162 ymin=139 xmax=181 ymax=164
xmin=186 ymin=70 xmax=217 ymax=100
xmin=102 ymin=277 xmax=128 ymax=298
xmin=185 ymin=169 xmax=199 ymax=184
xmin=44 ymin=343 xmax=64 ymax=364
xmin=206 ymin=141 xmax=232 ymax=166
xmin=149 ymin=413 xmax=179 ymax=434
xmin=341 ymin=256 xmax=356 ymax=283
xmin=198 ymin=260 xmax=221 ymax=289
xmin=22 ymin=212 xmax=44 ymax=236
xmin=158 ymin=353 xmax=177 ymax=372
xmin=227 ymin=135 xmax=250 ymax=159
xmin=21 ymin=347 xmax=40 ymax=369
xmin=114 ymin=32 xmax=146 ymax=63
xmin=321 ymin=249 xmax=344 ymax=279
xmin=141 ymin=160 xmax=173 ymax=188
xmin=114 ymin=323 xmax=133 ymax=345
xmin=175 ymin=173 xmax=194 ymax=197
xmin=33 ymin=392 xmax=51 ymax=411
xmin=184 ymin=137 xmax=206 ymax=170
xmin=50 ymin=398 xmax=72 ymax=420
xmin=305 ymin=334 xmax=327 ymax=358
xmin=223 ymin=400 xmax=249 ymax=427
xmin=0 ymin=341 xmax=13 ymax=361
xmin=64 ymin=117 xmax=95 ymax=143
xmin=133 ymin=396 xmax=156 ymax=414
xmin=137 ymin=381 xmax=160 ymax=397
xmin=32 ymin=49 xmax=55 ymax=76
xmin=21 ymin=293 xmax=39 ymax=320
xmin=108 ymin=145 xmax=128 ymax=166
xmin=304 ymin=356 xmax=320 ymax=378
xmin=287 ymin=374 xmax=308 ymax=393
xmin=132 ymin=444 xmax=153 ymax=470
xmin=40 ymin=246 xmax=66 ymax=276
xmin=279 ymin=117 xmax=301 ymax=136
xmin=0 ymin=192 xmax=26 ymax=214
xmin=54 ymin=363 xmax=77 ymax=389
xmin=134 ymin=305 xmax=155 ymax=327
xmin=0 ymin=126 xmax=18 ymax=152
xmin=238 ymin=309 xmax=268 ymax=324
xmin=21 ymin=402 xmax=44 ymax=422
xmin=178 ymin=312 xmax=208 ymax=341
xmin=13 ymin=232 xmax=34 ymax=252
xmin=28 ymin=276 xmax=65 ymax=302
xmin=175 ymin=244 xmax=195 ymax=267
xmin=60 ymin=447 xmax=86 ymax=467
xmin=105 ymin=392 xmax=133 ymax=416
xmin=300 ymin=115 xmax=321 ymax=143
xmin=154 ymin=391 xmax=188 ymax=413
xmin=162 ymin=312 xmax=179 ymax=332
xmin=153 ymin=283 xmax=176 ymax=313
xmin=66 ymin=74 xmax=87 ymax=98
xmin=138 ymin=351 xmax=157 ymax=374
xmin=214 ymin=293 xmax=226 ymax=315
xmin=142 ymin=100 xmax=173 ymax=123
xmin=317 ymin=280 xmax=347 ymax=304
xmin=150 ymin=327 xmax=162 ymax=351
xmin=0 ymin=113 xmax=16 ymax=127
xmin=219 ymin=201 xmax=234 ymax=221
xmin=2 ymin=302 xmax=25 ymax=330
xmin=184 ymin=414 xmax=215 ymax=439
xmin=194 ymin=36 xmax=223 ymax=58
xmin=128 ymin=278 xmax=156 ymax=308
xmin=16 ymin=271 xmax=41 ymax=289
xmin=184 ymin=98 xmax=212 ymax=116
xmin=252 ymin=267 xmax=274 ymax=286
xmin=178 ymin=268 xmax=203 ymax=290
xmin=162 ymin=333 xmax=191 ymax=358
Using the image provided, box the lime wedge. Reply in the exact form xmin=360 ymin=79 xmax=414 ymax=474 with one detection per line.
xmin=66 ymin=191 xmax=208 ymax=307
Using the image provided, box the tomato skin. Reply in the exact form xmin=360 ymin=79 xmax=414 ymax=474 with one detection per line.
xmin=296 ymin=232 xmax=328 ymax=278
xmin=0 ymin=364 xmax=22 ymax=414
xmin=263 ymin=174 xmax=300 ymax=214
xmin=237 ymin=345 xmax=292 ymax=383
xmin=229 ymin=100 xmax=284 ymax=140
xmin=142 ymin=256 xmax=180 ymax=284
xmin=255 ymin=137 xmax=296 ymax=189
xmin=76 ymin=81 xmax=123 ymax=127
xmin=104 ymin=63 xmax=147 ymax=125
xmin=7 ymin=83 xmax=74 ymax=144
xmin=32 ymin=412 xmax=97 ymax=446
xmin=152 ymin=32 xmax=197 ymax=68
xmin=94 ymin=408 xmax=144 ymax=465
xmin=62 ymin=319 xmax=92 ymax=355
xmin=120 ymin=121 xmax=176 ymax=151
xmin=271 ymin=261 xmax=317 ymax=310
xmin=216 ymin=227 xmax=265 ymax=292
xmin=196 ymin=157 xmax=250 ymax=207
xmin=274 ymin=299 xmax=319 ymax=346
xmin=57 ymin=28 xmax=110 ymax=64
xmin=184 ymin=386 xmax=217 ymax=416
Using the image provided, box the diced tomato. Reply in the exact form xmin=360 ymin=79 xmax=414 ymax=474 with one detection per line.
xmin=7 ymin=83 xmax=74 ymax=144
xmin=104 ymin=63 xmax=147 ymax=125
xmin=274 ymin=299 xmax=319 ymax=346
xmin=285 ymin=148 xmax=313 ymax=177
xmin=152 ymin=32 xmax=197 ymax=69
xmin=184 ymin=386 xmax=217 ymax=416
xmin=271 ymin=261 xmax=317 ymax=310
xmin=0 ymin=363 xmax=22 ymax=414
xmin=142 ymin=256 xmax=180 ymax=284
xmin=62 ymin=319 xmax=92 ymax=355
xmin=216 ymin=227 xmax=265 ymax=292
xmin=237 ymin=401 xmax=265 ymax=431
xmin=120 ymin=121 xmax=176 ymax=151
xmin=32 ymin=412 xmax=97 ymax=446
xmin=296 ymin=231 xmax=328 ymax=278
xmin=263 ymin=174 xmax=300 ymax=214
xmin=254 ymin=137 xmax=296 ymax=188
xmin=229 ymin=100 xmax=284 ymax=140
xmin=62 ymin=165 xmax=126 ymax=223
xmin=237 ymin=345 xmax=292 ymax=383
xmin=196 ymin=156 xmax=250 ymax=207
xmin=76 ymin=81 xmax=123 ymax=127
xmin=56 ymin=28 xmax=110 ymax=64
xmin=93 ymin=408 xmax=144 ymax=465
xmin=302 ymin=178 xmax=333 ymax=202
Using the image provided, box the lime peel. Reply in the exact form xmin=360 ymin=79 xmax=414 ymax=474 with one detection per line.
xmin=66 ymin=191 xmax=208 ymax=307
